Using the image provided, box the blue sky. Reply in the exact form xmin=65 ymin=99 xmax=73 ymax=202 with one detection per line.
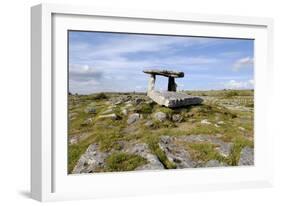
xmin=69 ymin=31 xmax=254 ymax=94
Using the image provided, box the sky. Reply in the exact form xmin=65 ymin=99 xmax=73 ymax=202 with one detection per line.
xmin=68 ymin=31 xmax=254 ymax=94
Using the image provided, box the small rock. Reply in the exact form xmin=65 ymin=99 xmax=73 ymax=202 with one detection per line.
xmin=214 ymin=124 xmax=220 ymax=128
xmin=127 ymin=113 xmax=141 ymax=124
xmin=146 ymin=99 xmax=154 ymax=105
xmin=201 ymin=119 xmax=211 ymax=125
xmin=69 ymin=112 xmax=78 ymax=119
xmin=97 ymin=113 xmax=118 ymax=120
xmin=84 ymin=107 xmax=96 ymax=114
xmin=101 ymin=108 xmax=113 ymax=115
xmin=80 ymin=118 xmax=93 ymax=126
xmin=217 ymin=121 xmax=225 ymax=125
xmin=144 ymin=120 xmax=154 ymax=127
xmin=85 ymin=118 xmax=93 ymax=124
xmin=126 ymin=143 xmax=164 ymax=170
xmin=172 ymin=114 xmax=183 ymax=122
xmin=114 ymin=100 xmax=122 ymax=105
xmin=188 ymin=118 xmax=196 ymax=123
xmin=153 ymin=112 xmax=167 ymax=122
xmin=72 ymin=144 xmax=108 ymax=174
xmin=121 ymin=108 xmax=128 ymax=116
xmin=124 ymin=103 xmax=133 ymax=108
xmin=238 ymin=147 xmax=254 ymax=166
xmin=238 ymin=127 xmax=246 ymax=131
xmin=205 ymin=160 xmax=226 ymax=167
xmin=69 ymin=137 xmax=78 ymax=145
xmin=134 ymin=98 xmax=143 ymax=105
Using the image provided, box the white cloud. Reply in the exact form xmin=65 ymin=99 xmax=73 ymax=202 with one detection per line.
xmin=69 ymin=64 xmax=104 ymax=82
xmin=223 ymin=79 xmax=254 ymax=89
xmin=233 ymin=57 xmax=254 ymax=70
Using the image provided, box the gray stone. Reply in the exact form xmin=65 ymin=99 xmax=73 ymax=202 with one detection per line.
xmin=205 ymin=160 xmax=226 ymax=167
xmin=121 ymin=108 xmax=128 ymax=116
xmin=201 ymin=119 xmax=211 ymax=125
xmin=159 ymin=136 xmax=196 ymax=168
xmin=97 ymin=113 xmax=118 ymax=120
xmin=143 ymin=69 xmax=203 ymax=108
xmin=238 ymin=127 xmax=246 ymax=131
xmin=134 ymin=98 xmax=143 ymax=105
xmin=69 ymin=133 xmax=89 ymax=145
xmin=84 ymin=107 xmax=96 ymax=114
xmin=127 ymin=113 xmax=141 ymax=124
xmin=80 ymin=118 xmax=93 ymax=126
xmin=148 ymin=91 xmax=203 ymax=108
xmin=72 ymin=144 xmax=108 ymax=174
xmin=101 ymin=108 xmax=113 ymax=115
xmin=125 ymin=143 xmax=164 ymax=170
xmin=153 ymin=112 xmax=167 ymax=122
xmin=144 ymin=120 xmax=154 ymax=127
xmin=178 ymin=135 xmax=232 ymax=157
xmin=69 ymin=112 xmax=78 ymax=120
xmin=172 ymin=114 xmax=183 ymax=122
xmin=238 ymin=147 xmax=254 ymax=166
xmin=217 ymin=121 xmax=225 ymax=125
xmin=124 ymin=103 xmax=133 ymax=108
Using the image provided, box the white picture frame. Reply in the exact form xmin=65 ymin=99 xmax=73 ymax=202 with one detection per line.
xmin=31 ymin=3 xmax=274 ymax=202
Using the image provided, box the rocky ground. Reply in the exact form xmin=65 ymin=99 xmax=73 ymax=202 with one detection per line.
xmin=68 ymin=90 xmax=254 ymax=174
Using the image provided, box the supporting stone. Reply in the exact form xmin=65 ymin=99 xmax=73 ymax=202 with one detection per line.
xmin=168 ymin=77 xmax=177 ymax=91
xmin=143 ymin=69 xmax=203 ymax=108
xmin=147 ymin=74 xmax=155 ymax=93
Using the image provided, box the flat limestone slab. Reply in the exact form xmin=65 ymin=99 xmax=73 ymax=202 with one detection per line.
xmin=143 ymin=69 xmax=184 ymax=78
xmin=148 ymin=91 xmax=203 ymax=108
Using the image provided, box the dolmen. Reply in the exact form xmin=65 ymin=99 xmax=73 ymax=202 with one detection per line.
xmin=143 ymin=69 xmax=203 ymax=108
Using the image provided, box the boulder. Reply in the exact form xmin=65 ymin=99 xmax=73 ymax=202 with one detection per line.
xmin=172 ymin=114 xmax=182 ymax=122
xmin=127 ymin=113 xmax=141 ymax=124
xmin=238 ymin=147 xmax=254 ymax=166
xmin=148 ymin=91 xmax=203 ymax=108
xmin=134 ymin=98 xmax=143 ymax=105
xmin=153 ymin=112 xmax=167 ymax=122
xmin=125 ymin=143 xmax=164 ymax=170
xmin=159 ymin=136 xmax=195 ymax=168
xmin=72 ymin=144 xmax=108 ymax=174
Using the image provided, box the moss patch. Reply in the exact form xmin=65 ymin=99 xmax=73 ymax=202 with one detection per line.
xmin=105 ymin=152 xmax=147 ymax=172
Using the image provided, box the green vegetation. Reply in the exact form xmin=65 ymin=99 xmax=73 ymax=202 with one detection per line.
xmin=105 ymin=152 xmax=147 ymax=171
xmin=68 ymin=140 xmax=91 ymax=172
xmin=134 ymin=103 xmax=154 ymax=114
xmin=227 ymin=137 xmax=253 ymax=165
xmin=68 ymin=89 xmax=254 ymax=173
xmin=187 ymin=142 xmax=226 ymax=163
xmin=146 ymin=137 xmax=176 ymax=169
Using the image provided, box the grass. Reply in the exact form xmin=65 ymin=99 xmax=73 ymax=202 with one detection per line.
xmin=68 ymin=140 xmax=92 ymax=172
xmin=146 ymin=137 xmax=177 ymax=169
xmin=187 ymin=142 xmax=226 ymax=164
xmin=134 ymin=103 xmax=154 ymax=114
xmin=105 ymin=152 xmax=147 ymax=171
xmin=68 ymin=90 xmax=254 ymax=172
xmin=226 ymin=137 xmax=253 ymax=165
